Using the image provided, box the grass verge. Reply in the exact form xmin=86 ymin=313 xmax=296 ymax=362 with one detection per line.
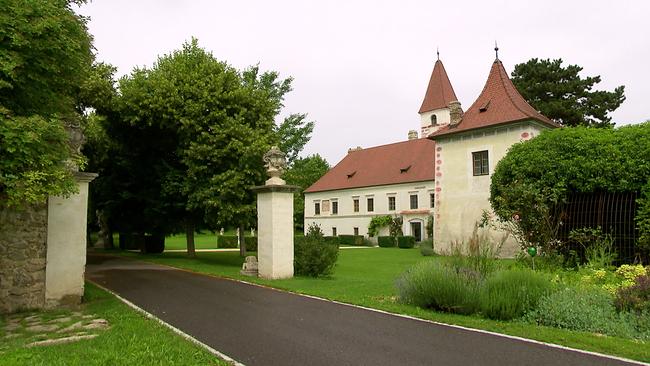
xmin=0 ymin=283 xmax=228 ymax=365
xmin=111 ymin=248 xmax=649 ymax=363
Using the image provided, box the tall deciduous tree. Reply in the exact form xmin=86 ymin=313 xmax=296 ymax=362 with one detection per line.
xmin=90 ymin=39 xmax=301 ymax=257
xmin=511 ymin=58 xmax=625 ymax=128
xmin=284 ymin=154 xmax=330 ymax=230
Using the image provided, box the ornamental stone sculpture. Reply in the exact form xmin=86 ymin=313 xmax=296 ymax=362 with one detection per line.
xmin=263 ymin=146 xmax=287 ymax=185
xmin=63 ymin=120 xmax=85 ymax=172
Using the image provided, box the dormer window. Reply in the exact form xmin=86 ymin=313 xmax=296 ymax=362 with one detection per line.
xmin=347 ymin=171 xmax=356 ymax=179
xmin=479 ymin=100 xmax=491 ymax=112
xmin=400 ymin=165 xmax=411 ymax=174
xmin=430 ymin=114 xmax=438 ymax=126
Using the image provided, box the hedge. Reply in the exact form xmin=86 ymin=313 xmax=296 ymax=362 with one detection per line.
xmin=144 ymin=234 xmax=165 ymax=254
xmin=244 ymin=236 xmax=257 ymax=251
xmin=490 ymin=123 xmax=650 ymax=256
xmin=338 ymin=235 xmax=365 ymax=246
xmin=218 ymin=235 xmax=238 ymax=248
xmin=397 ymin=236 xmax=416 ymax=248
xmin=378 ymin=236 xmax=396 ymax=247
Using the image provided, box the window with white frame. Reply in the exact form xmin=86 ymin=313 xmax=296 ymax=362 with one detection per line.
xmin=410 ymin=194 xmax=418 ymax=209
xmin=472 ymin=150 xmax=489 ymax=176
xmin=388 ymin=196 xmax=396 ymax=211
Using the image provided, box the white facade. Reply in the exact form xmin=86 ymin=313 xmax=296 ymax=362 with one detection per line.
xmin=304 ymin=181 xmax=435 ymax=241
xmin=433 ymin=122 xmax=548 ymax=256
xmin=420 ymin=107 xmax=451 ymax=137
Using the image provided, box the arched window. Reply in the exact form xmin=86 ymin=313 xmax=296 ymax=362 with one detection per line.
xmin=430 ymin=114 xmax=438 ymax=126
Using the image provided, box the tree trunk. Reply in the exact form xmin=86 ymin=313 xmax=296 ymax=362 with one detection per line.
xmin=186 ymin=222 xmax=196 ymax=258
xmin=239 ymin=223 xmax=246 ymax=257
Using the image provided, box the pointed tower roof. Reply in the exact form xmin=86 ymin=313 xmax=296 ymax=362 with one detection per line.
xmin=418 ymin=59 xmax=459 ymax=113
xmin=430 ymin=59 xmax=559 ymax=137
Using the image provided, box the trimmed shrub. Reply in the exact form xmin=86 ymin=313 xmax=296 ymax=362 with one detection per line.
xmin=339 ymin=235 xmax=364 ymax=246
xmin=323 ymin=236 xmax=339 ymax=246
xmin=378 ymin=236 xmax=396 ymax=248
xmin=294 ymin=235 xmax=339 ymax=277
xmin=419 ymin=238 xmax=435 ymax=256
xmin=525 ymin=287 xmax=642 ymax=339
xmin=118 ymin=232 xmax=139 ymax=250
xmin=479 ymin=269 xmax=553 ymax=320
xmin=397 ymin=236 xmax=416 ymax=248
xmin=244 ymin=236 xmax=257 ymax=252
xmin=144 ymin=234 xmax=165 ymax=254
xmin=218 ymin=235 xmax=238 ymax=248
xmin=396 ymin=260 xmax=480 ymax=314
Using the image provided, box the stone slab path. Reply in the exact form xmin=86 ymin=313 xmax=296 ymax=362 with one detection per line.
xmin=86 ymin=254 xmax=644 ymax=366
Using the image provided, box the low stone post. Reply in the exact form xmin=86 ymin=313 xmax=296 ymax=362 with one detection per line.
xmin=251 ymin=147 xmax=300 ymax=279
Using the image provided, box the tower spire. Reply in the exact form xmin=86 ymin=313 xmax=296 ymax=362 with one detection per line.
xmin=494 ymin=41 xmax=499 ymax=60
xmin=436 ymin=47 xmax=440 ymax=60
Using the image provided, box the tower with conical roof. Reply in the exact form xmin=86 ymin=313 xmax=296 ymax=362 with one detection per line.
xmin=418 ymin=55 xmax=461 ymax=137
xmin=428 ymin=49 xmax=558 ymax=257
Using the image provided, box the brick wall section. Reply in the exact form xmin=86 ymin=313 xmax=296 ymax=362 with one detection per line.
xmin=0 ymin=203 xmax=48 ymax=313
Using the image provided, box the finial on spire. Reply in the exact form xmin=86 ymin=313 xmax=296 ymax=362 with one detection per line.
xmin=494 ymin=41 xmax=499 ymax=60
xmin=436 ymin=47 xmax=440 ymax=60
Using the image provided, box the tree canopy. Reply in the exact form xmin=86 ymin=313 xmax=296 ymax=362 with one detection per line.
xmin=511 ymin=58 xmax=625 ymax=128
xmin=86 ymin=39 xmax=314 ymax=254
xmin=0 ymin=0 xmax=93 ymax=117
xmin=0 ymin=0 xmax=93 ymax=207
xmin=284 ymin=154 xmax=330 ymax=230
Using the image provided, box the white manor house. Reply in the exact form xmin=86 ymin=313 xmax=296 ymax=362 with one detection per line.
xmin=304 ymin=52 xmax=558 ymax=253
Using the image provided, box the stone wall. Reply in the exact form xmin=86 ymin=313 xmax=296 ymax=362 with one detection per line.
xmin=0 ymin=203 xmax=48 ymax=313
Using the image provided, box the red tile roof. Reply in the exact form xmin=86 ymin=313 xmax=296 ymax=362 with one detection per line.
xmin=430 ymin=60 xmax=559 ymax=138
xmin=418 ymin=60 xmax=459 ymax=113
xmin=305 ymin=139 xmax=435 ymax=193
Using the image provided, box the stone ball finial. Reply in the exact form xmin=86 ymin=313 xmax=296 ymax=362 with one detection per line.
xmin=263 ymin=146 xmax=287 ymax=185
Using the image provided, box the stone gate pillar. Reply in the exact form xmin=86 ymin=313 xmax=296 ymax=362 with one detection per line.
xmin=45 ymin=172 xmax=97 ymax=306
xmin=251 ymin=147 xmax=300 ymax=280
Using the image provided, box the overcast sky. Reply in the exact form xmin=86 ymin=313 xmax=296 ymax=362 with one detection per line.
xmin=77 ymin=0 xmax=650 ymax=165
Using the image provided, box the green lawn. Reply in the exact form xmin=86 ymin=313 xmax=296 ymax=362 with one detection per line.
xmin=113 ymin=247 xmax=650 ymax=363
xmin=164 ymin=232 xmax=220 ymax=250
xmin=0 ymin=283 xmax=228 ymax=365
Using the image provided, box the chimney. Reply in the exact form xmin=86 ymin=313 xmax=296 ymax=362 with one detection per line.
xmin=348 ymin=146 xmax=363 ymax=153
xmin=408 ymin=130 xmax=418 ymax=140
xmin=448 ymin=100 xmax=463 ymax=127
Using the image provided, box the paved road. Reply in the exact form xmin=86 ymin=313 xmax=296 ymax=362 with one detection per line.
xmin=86 ymin=254 xmax=642 ymax=366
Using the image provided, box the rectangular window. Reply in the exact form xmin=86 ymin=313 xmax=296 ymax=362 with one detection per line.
xmin=388 ymin=196 xmax=396 ymax=211
xmin=410 ymin=194 xmax=418 ymax=209
xmin=353 ymin=198 xmax=359 ymax=213
xmin=353 ymin=227 xmax=359 ymax=236
xmin=331 ymin=201 xmax=338 ymax=215
xmin=430 ymin=193 xmax=435 ymax=208
xmin=332 ymin=227 xmax=337 ymax=236
xmin=472 ymin=150 xmax=489 ymax=176
xmin=314 ymin=202 xmax=320 ymax=216
xmin=367 ymin=198 xmax=374 ymax=212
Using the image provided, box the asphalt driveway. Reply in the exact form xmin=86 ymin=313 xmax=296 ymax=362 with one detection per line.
xmin=86 ymin=254 xmax=643 ymax=366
